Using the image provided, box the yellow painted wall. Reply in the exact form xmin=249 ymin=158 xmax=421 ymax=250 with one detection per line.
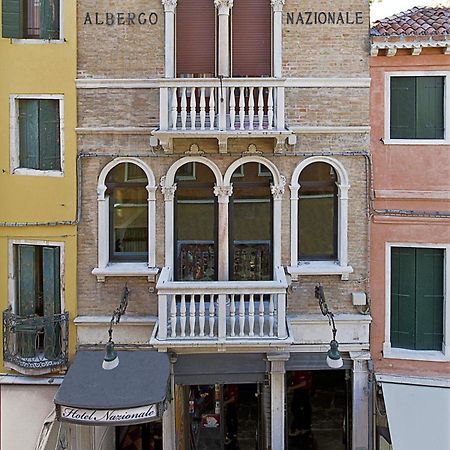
xmin=0 ymin=0 xmax=77 ymax=372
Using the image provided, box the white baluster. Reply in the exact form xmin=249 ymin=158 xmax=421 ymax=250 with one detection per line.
xmin=248 ymin=87 xmax=255 ymax=130
xmin=239 ymin=294 xmax=245 ymax=337
xmin=209 ymin=295 xmax=215 ymax=337
xmin=209 ymin=87 xmax=215 ymax=130
xmin=259 ymin=295 xmax=265 ymax=337
xmin=230 ymin=295 xmax=236 ymax=337
xmin=190 ymin=87 xmax=196 ymax=130
xmin=170 ymin=295 xmax=177 ymax=338
xmin=267 ymin=87 xmax=274 ymax=130
xmin=189 ymin=295 xmax=196 ymax=337
xmin=248 ymin=294 xmax=255 ymax=337
xmin=200 ymin=88 xmax=206 ymax=130
xmin=180 ymin=294 xmax=186 ymax=337
xmin=229 ymin=87 xmax=236 ymax=130
xmin=269 ymin=294 xmax=275 ymax=337
xmin=199 ymin=294 xmax=206 ymax=337
xmin=180 ymin=87 xmax=187 ymax=130
xmin=258 ymin=87 xmax=264 ymax=130
xmin=239 ymin=87 xmax=245 ymax=130
xmin=171 ymin=88 xmax=178 ymax=130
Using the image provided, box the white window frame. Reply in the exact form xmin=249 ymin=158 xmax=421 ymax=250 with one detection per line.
xmin=384 ymin=242 xmax=450 ymax=362
xmin=11 ymin=0 xmax=64 ymax=44
xmin=288 ymin=156 xmax=353 ymax=280
xmin=9 ymin=94 xmax=64 ymax=177
xmin=92 ymin=157 xmax=158 ymax=282
xmin=8 ymin=239 xmax=65 ymax=313
xmin=384 ymin=71 xmax=450 ymax=145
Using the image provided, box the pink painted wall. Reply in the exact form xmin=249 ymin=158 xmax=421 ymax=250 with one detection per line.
xmin=370 ymin=51 xmax=450 ymax=377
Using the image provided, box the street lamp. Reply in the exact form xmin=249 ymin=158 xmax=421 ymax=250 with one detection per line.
xmin=315 ymin=284 xmax=343 ymax=369
xmin=102 ymin=285 xmax=130 ymax=370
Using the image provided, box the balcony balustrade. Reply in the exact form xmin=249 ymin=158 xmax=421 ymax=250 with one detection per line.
xmin=3 ymin=309 xmax=69 ymax=373
xmin=153 ymin=266 xmax=289 ymax=346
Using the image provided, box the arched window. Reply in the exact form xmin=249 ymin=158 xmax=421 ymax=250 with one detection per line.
xmin=298 ymin=163 xmax=338 ymax=261
xmin=105 ymin=163 xmax=148 ymax=262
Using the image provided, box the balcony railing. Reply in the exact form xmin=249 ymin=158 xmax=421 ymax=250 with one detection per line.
xmin=3 ymin=309 xmax=69 ymax=372
xmin=159 ymin=78 xmax=285 ymax=133
xmin=153 ymin=266 xmax=289 ymax=346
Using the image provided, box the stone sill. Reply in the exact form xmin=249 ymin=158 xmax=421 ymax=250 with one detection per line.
xmin=92 ymin=263 xmax=159 ymax=282
xmin=287 ymin=262 xmax=353 ymax=280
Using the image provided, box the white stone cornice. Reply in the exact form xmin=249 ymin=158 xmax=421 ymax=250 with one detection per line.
xmin=271 ymin=175 xmax=286 ymax=200
xmin=371 ymin=39 xmax=450 ymax=57
xmin=161 ymin=0 xmax=177 ymax=12
xmin=271 ymin=0 xmax=285 ymax=12
xmin=214 ymin=0 xmax=233 ymax=14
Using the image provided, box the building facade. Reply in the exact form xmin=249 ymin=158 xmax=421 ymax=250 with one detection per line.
xmin=0 ymin=0 xmax=77 ymax=448
xmin=370 ymin=7 xmax=450 ymax=450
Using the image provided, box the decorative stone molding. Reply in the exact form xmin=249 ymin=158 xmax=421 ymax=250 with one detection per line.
xmin=270 ymin=0 xmax=285 ymax=12
xmin=185 ymin=143 xmax=204 ymax=156
xmin=160 ymin=176 xmax=177 ymax=201
xmin=161 ymin=0 xmax=177 ymax=12
xmin=271 ymin=175 xmax=286 ymax=200
xmin=243 ymin=143 xmax=261 ymax=155
xmin=214 ymin=0 xmax=233 ymax=14
xmin=214 ymin=184 xmax=233 ymax=203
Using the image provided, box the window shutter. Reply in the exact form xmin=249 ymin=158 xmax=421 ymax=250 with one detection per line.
xmin=415 ymin=249 xmax=444 ymax=351
xmin=416 ymin=76 xmax=444 ymax=139
xmin=176 ymin=0 xmax=216 ymax=76
xmin=38 ymin=100 xmax=60 ymax=170
xmin=232 ymin=0 xmax=271 ymax=77
xmin=39 ymin=0 xmax=59 ymax=39
xmin=17 ymin=245 xmax=37 ymax=316
xmin=19 ymin=100 xmax=40 ymax=169
xmin=390 ymin=247 xmax=416 ymax=349
xmin=2 ymin=0 xmax=23 ymax=38
xmin=390 ymin=77 xmax=416 ymax=139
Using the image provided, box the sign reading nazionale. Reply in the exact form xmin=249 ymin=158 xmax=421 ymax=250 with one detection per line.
xmin=286 ymin=11 xmax=364 ymax=25
xmin=58 ymin=404 xmax=159 ymax=425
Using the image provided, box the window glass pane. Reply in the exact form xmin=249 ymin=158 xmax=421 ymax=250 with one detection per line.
xmin=298 ymin=163 xmax=337 ymax=260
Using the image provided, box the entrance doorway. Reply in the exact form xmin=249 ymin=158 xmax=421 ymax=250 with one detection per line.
xmin=286 ymin=370 xmax=351 ymax=450
xmin=116 ymin=422 xmax=162 ymax=450
xmin=181 ymin=383 xmax=267 ymax=450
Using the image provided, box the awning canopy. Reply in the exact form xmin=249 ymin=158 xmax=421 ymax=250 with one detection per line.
xmin=382 ymin=381 xmax=450 ymax=450
xmin=54 ymin=350 xmax=169 ymax=426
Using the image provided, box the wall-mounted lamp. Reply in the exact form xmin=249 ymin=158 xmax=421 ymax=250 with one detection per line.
xmin=315 ymin=284 xmax=343 ymax=369
xmin=102 ymin=285 xmax=130 ymax=370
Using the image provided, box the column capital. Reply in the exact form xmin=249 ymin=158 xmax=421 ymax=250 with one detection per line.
xmin=214 ymin=0 xmax=233 ymax=15
xmin=271 ymin=175 xmax=286 ymax=200
xmin=267 ymin=352 xmax=290 ymax=373
xmin=161 ymin=0 xmax=177 ymax=13
xmin=214 ymin=184 xmax=233 ymax=203
xmin=160 ymin=176 xmax=177 ymax=201
xmin=271 ymin=0 xmax=285 ymax=13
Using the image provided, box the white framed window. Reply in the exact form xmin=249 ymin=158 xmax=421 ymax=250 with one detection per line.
xmin=288 ymin=156 xmax=352 ymax=280
xmin=384 ymin=243 xmax=450 ymax=361
xmin=92 ymin=158 xmax=158 ymax=282
xmin=384 ymin=71 xmax=450 ymax=145
xmin=2 ymin=0 xmax=64 ymax=43
xmin=9 ymin=94 xmax=64 ymax=177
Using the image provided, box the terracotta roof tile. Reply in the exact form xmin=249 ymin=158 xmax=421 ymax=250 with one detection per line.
xmin=371 ymin=6 xmax=450 ymax=36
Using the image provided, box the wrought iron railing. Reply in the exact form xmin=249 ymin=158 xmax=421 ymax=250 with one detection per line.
xmin=3 ymin=309 xmax=69 ymax=371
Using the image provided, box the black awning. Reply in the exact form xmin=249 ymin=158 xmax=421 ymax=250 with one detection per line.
xmin=54 ymin=350 xmax=169 ymax=426
xmin=174 ymin=353 xmax=267 ymax=385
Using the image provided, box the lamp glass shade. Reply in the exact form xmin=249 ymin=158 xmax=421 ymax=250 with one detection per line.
xmin=326 ymin=340 xmax=343 ymax=369
xmin=102 ymin=341 xmax=119 ymax=370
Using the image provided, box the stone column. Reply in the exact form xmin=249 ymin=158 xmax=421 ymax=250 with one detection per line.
xmin=271 ymin=0 xmax=285 ymax=78
xmin=267 ymin=352 xmax=290 ymax=450
xmin=214 ymin=0 xmax=233 ymax=77
xmin=162 ymin=0 xmax=177 ymax=78
xmin=214 ymin=184 xmax=233 ymax=280
xmin=350 ymin=351 xmax=371 ymax=450
xmin=160 ymin=176 xmax=177 ymax=268
xmin=147 ymin=186 xmax=157 ymax=268
xmin=271 ymin=176 xmax=286 ymax=275
xmin=163 ymin=354 xmax=177 ymax=450
xmin=289 ymin=183 xmax=299 ymax=268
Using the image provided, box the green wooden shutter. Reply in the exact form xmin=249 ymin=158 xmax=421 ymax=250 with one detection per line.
xmin=390 ymin=247 xmax=416 ymax=349
xmin=42 ymin=246 xmax=61 ymax=359
xmin=19 ymin=100 xmax=40 ymax=169
xmin=38 ymin=100 xmax=60 ymax=170
xmin=39 ymin=0 xmax=59 ymax=39
xmin=416 ymin=77 xmax=444 ymax=140
xmin=2 ymin=0 xmax=23 ymax=38
xmin=415 ymin=248 xmax=444 ymax=351
xmin=390 ymin=77 xmax=416 ymax=139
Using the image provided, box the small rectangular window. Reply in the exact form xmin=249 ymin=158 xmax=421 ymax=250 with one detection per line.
xmin=17 ymin=98 xmax=61 ymax=171
xmin=2 ymin=0 xmax=60 ymax=39
xmin=390 ymin=76 xmax=445 ymax=140
xmin=390 ymin=247 xmax=444 ymax=351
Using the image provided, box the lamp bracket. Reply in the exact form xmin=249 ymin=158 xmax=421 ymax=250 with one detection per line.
xmin=107 ymin=284 xmax=130 ymax=342
xmin=315 ymin=284 xmax=338 ymax=341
